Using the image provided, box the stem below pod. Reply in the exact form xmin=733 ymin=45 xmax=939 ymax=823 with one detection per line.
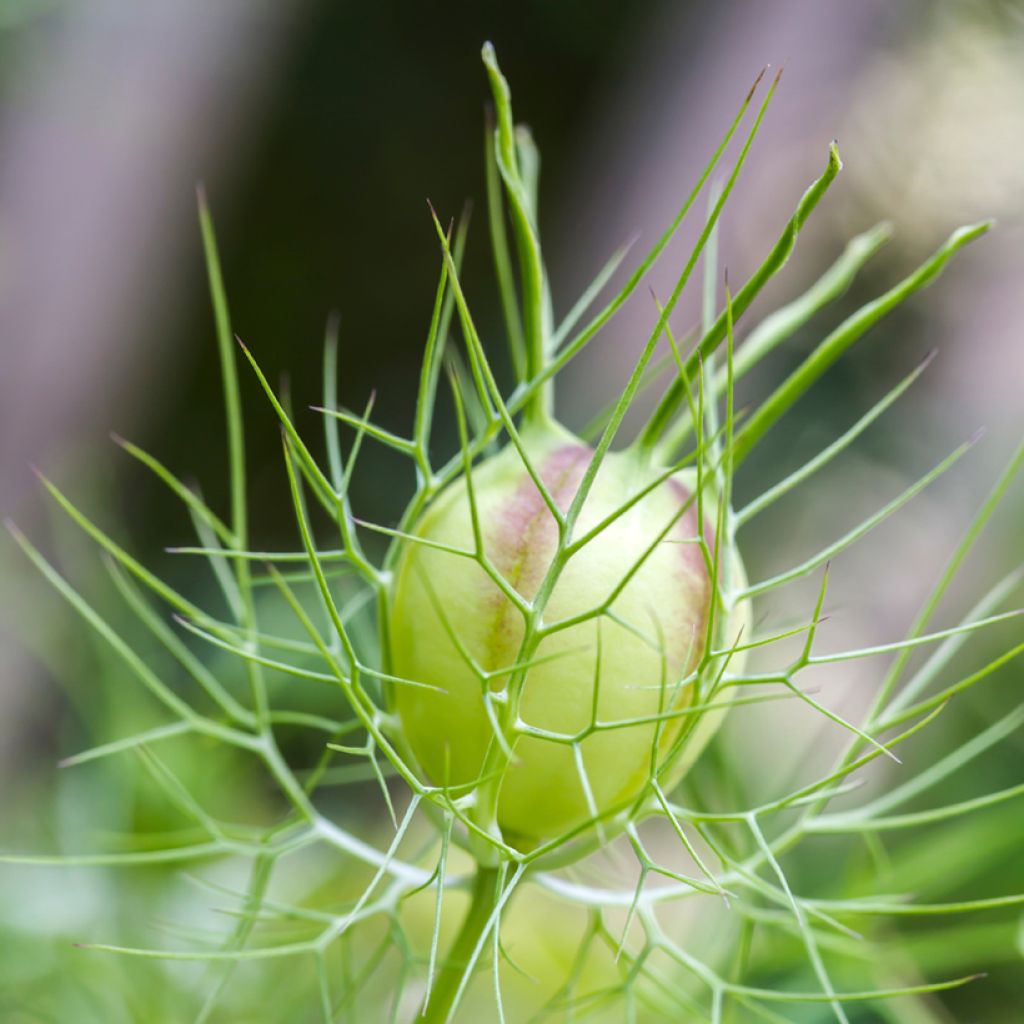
xmin=421 ymin=865 xmax=502 ymax=1024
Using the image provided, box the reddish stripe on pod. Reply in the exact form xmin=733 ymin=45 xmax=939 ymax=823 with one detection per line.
xmin=481 ymin=443 xmax=592 ymax=668
xmin=492 ymin=443 xmax=591 ymax=598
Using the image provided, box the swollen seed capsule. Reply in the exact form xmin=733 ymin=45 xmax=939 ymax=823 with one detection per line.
xmin=388 ymin=423 xmax=746 ymax=848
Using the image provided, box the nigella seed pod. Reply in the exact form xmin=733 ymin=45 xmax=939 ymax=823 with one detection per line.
xmin=389 ymin=422 xmax=748 ymax=847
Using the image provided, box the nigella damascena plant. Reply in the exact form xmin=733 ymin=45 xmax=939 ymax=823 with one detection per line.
xmin=10 ymin=36 xmax=1015 ymax=1024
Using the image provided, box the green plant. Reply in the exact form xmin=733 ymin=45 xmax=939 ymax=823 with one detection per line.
xmin=4 ymin=42 xmax=1023 ymax=1024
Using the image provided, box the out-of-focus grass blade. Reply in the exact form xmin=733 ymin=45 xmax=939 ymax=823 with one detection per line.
xmin=732 ymin=221 xmax=991 ymax=466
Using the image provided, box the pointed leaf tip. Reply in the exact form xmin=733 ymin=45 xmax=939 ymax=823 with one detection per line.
xmin=746 ymin=66 xmax=768 ymax=102
xmin=949 ymin=220 xmax=994 ymax=247
xmin=862 ymin=220 xmax=895 ymax=247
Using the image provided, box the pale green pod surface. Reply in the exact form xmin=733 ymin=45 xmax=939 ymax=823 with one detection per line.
xmin=389 ymin=424 xmax=746 ymax=846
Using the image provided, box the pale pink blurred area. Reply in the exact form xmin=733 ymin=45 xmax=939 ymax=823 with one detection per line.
xmin=0 ymin=0 xmax=304 ymax=772
xmin=0 ymin=0 xmax=302 ymax=508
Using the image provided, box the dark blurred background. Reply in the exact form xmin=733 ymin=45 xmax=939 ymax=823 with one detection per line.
xmin=1 ymin=1 xmax=1022 ymax=1019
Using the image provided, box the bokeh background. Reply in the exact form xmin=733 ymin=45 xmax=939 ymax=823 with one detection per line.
xmin=1 ymin=1 xmax=1022 ymax=1021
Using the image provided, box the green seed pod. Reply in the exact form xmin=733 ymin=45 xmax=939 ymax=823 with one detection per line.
xmin=389 ymin=422 xmax=748 ymax=848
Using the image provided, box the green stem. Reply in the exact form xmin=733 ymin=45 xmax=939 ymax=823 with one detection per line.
xmin=482 ymin=42 xmax=552 ymax=427
xmin=421 ymin=866 xmax=501 ymax=1024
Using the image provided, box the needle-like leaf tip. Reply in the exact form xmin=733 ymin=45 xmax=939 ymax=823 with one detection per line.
xmin=745 ymin=66 xmax=769 ymax=103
